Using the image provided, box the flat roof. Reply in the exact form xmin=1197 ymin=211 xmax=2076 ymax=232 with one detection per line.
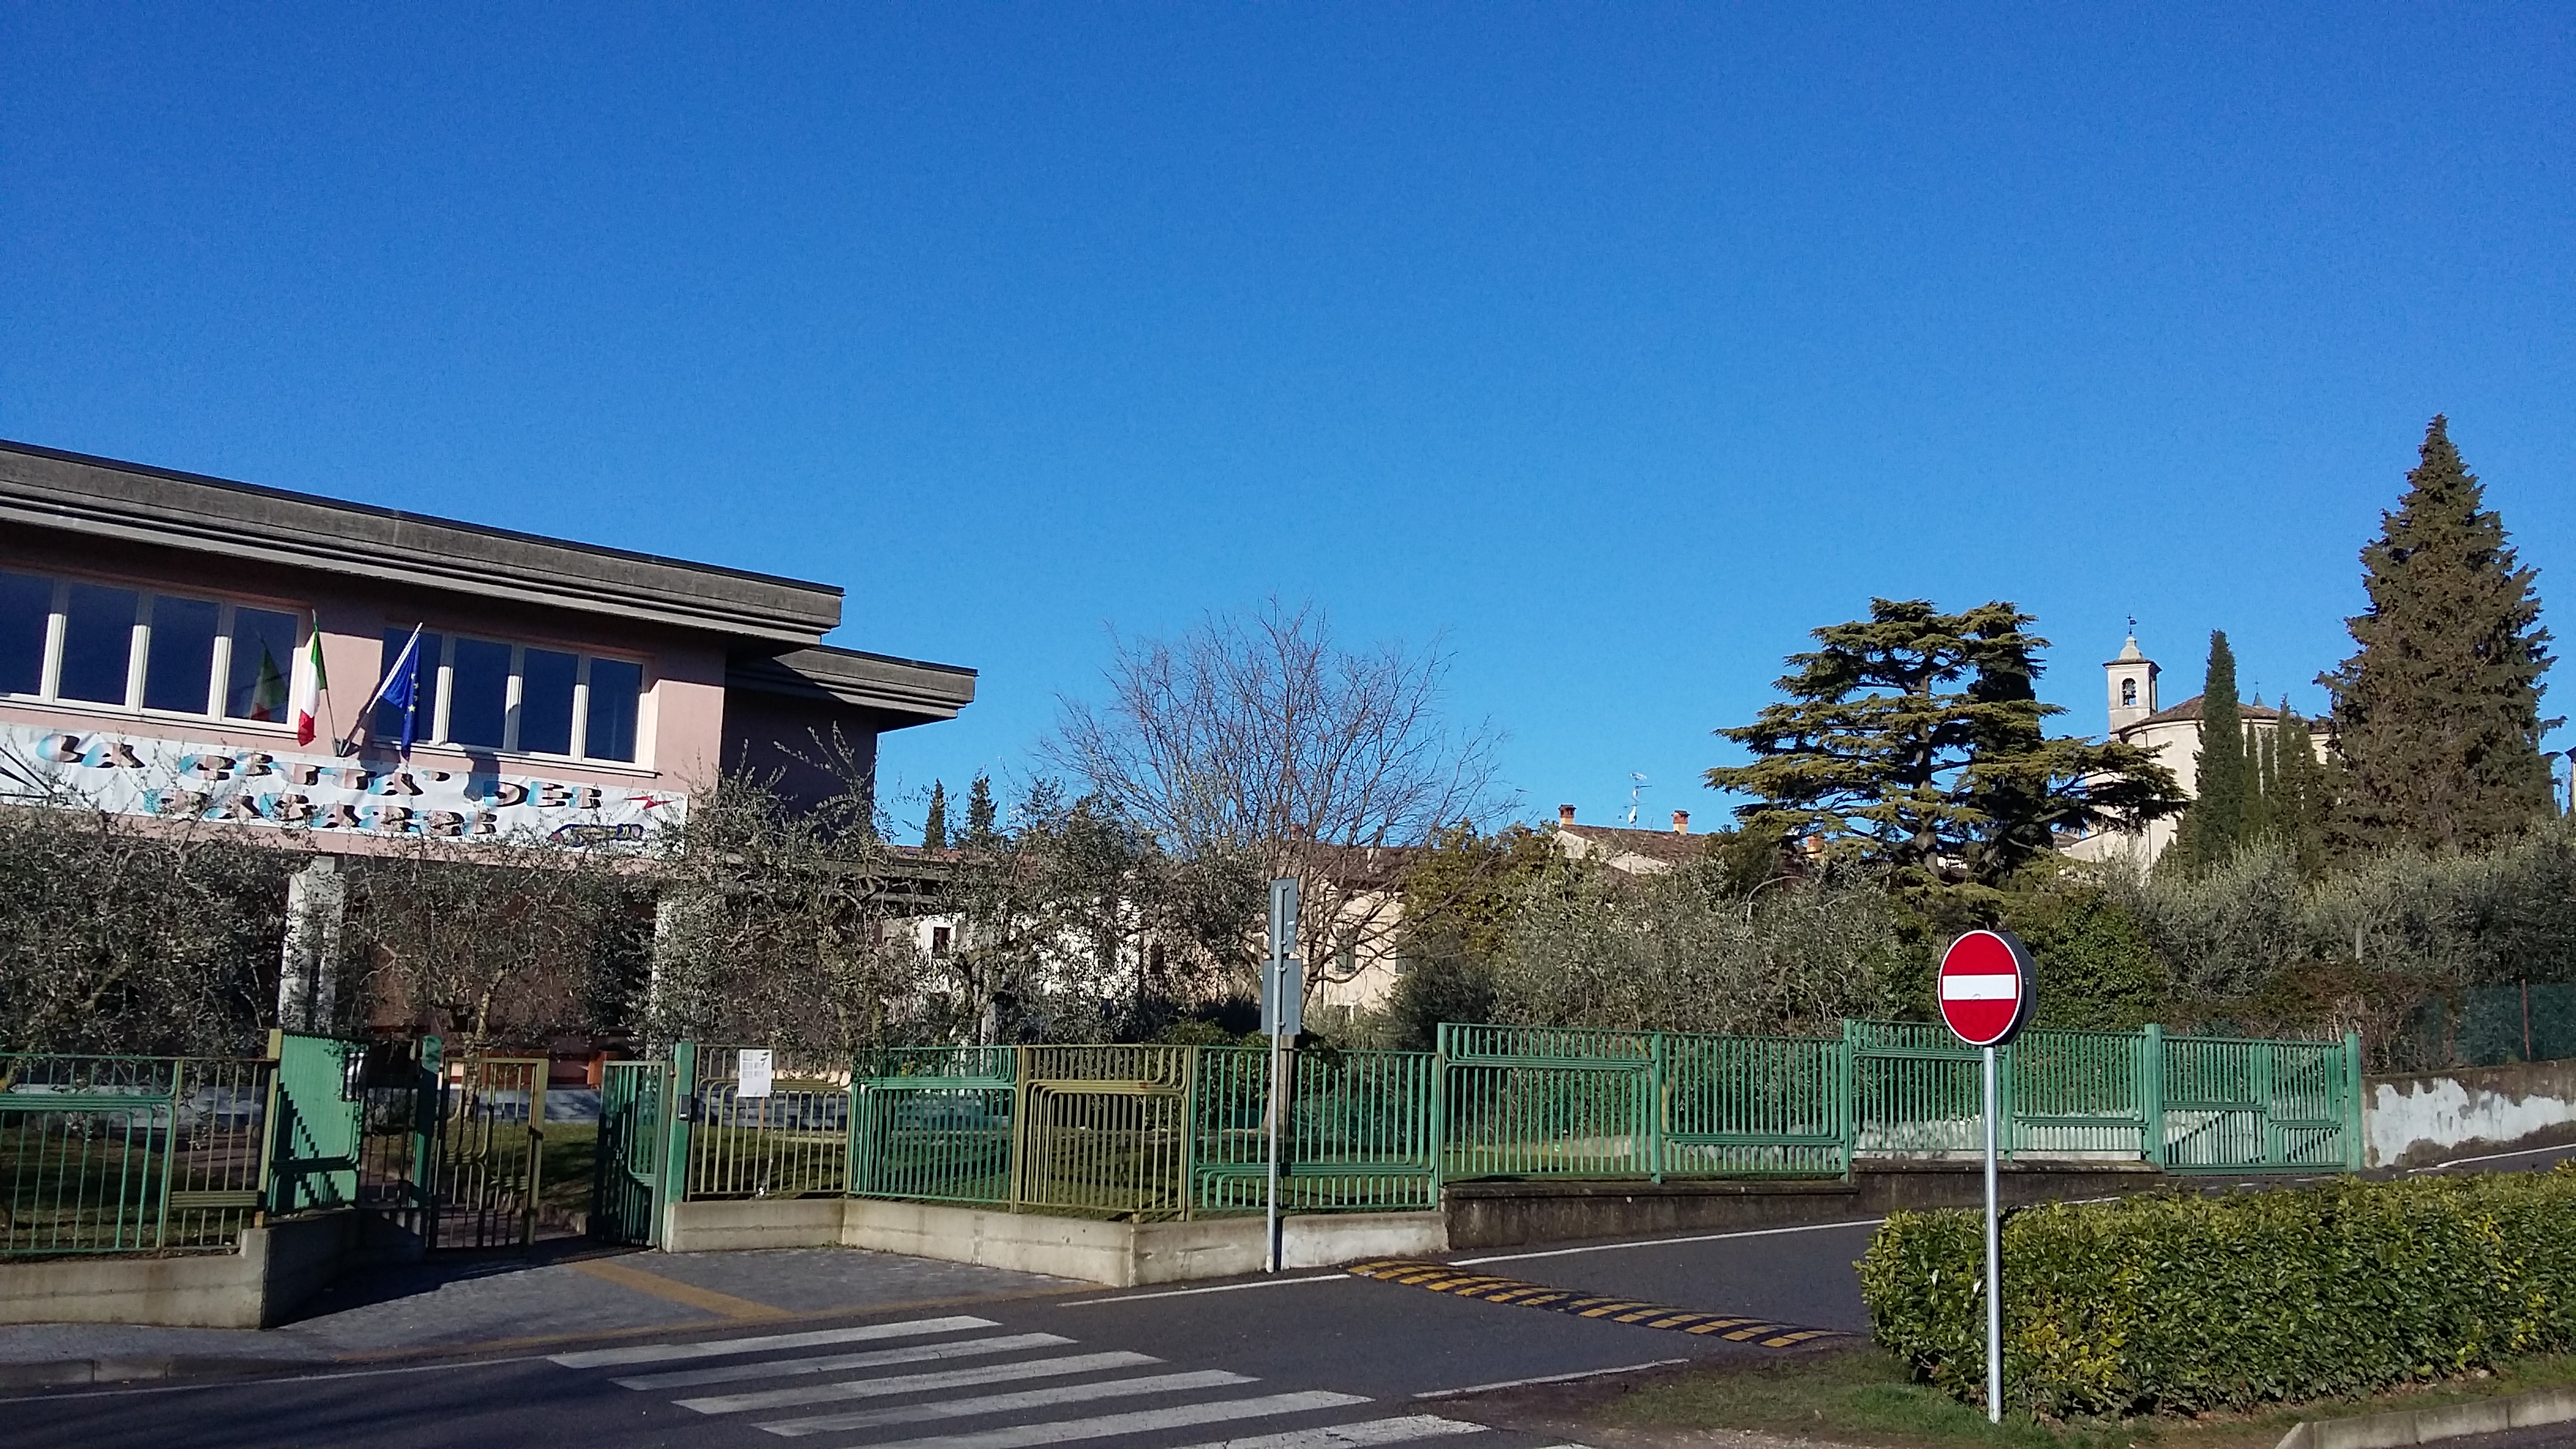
xmin=0 ymin=439 xmax=845 ymax=646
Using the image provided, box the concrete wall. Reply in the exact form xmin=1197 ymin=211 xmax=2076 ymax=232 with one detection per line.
xmin=1444 ymin=1162 xmax=2170 ymax=1251
xmin=659 ymin=1197 xmax=1447 ymax=1288
xmin=2366 ymin=1058 xmax=2576 ymax=1170
xmin=0 ymin=1211 xmax=405 ymax=1328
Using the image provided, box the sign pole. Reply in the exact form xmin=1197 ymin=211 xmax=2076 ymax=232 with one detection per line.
xmin=1935 ymin=927 xmax=2033 ymax=1428
xmin=1983 ymin=1042 xmax=2001 ymax=1425
xmin=1263 ymin=878 xmax=1299 ymax=1275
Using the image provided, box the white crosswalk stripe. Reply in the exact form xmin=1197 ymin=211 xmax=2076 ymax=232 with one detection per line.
xmin=549 ymin=1314 xmax=997 ymax=1368
xmin=614 ymin=1332 xmax=1076 ymax=1391
xmin=676 ymin=1351 xmax=1165 ymax=1414
xmin=755 ymin=1368 xmax=1256 ymax=1436
xmin=848 ymin=1391 xmax=1377 ymax=1449
xmin=1162 ymin=1420 xmax=1493 ymax=1447
xmin=556 ymin=1312 xmax=1547 ymax=1448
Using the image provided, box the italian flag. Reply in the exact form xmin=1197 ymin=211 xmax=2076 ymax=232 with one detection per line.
xmin=294 ymin=632 xmax=326 ymax=746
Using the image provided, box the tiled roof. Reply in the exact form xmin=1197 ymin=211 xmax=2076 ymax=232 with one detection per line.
xmin=2136 ymin=694 xmax=2293 ymax=727
xmin=1556 ymin=823 xmax=1711 ymax=867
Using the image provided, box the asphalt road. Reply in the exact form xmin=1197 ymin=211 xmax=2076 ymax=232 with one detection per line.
xmin=0 ymin=1221 xmax=1880 ymax=1449
xmin=14 ymin=1144 xmax=2568 ymax=1449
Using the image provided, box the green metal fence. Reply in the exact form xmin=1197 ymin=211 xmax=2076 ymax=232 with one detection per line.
xmin=850 ymin=1046 xmax=1015 ymax=1207
xmin=675 ymin=1019 xmax=2365 ymax=1226
xmin=0 ymin=1053 xmax=274 ymax=1255
xmin=687 ymin=1046 xmax=852 ymax=1200
xmin=1195 ymin=1046 xmax=1439 ymax=1212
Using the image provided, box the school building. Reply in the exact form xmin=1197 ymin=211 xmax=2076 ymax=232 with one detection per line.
xmin=0 ymin=438 xmax=975 ymax=846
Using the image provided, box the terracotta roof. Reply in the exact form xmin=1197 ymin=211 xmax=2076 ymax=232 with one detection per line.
xmin=2136 ymin=694 xmax=2295 ymax=727
xmin=1556 ymin=823 xmax=1710 ymax=867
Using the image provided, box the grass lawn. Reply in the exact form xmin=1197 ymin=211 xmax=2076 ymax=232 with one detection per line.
xmin=1562 ymin=1343 xmax=2576 ymax=1449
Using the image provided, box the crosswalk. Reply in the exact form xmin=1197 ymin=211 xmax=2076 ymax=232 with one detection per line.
xmin=549 ymin=1314 xmax=1593 ymax=1448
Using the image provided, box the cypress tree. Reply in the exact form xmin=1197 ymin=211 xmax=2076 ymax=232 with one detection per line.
xmin=2274 ymin=710 xmax=2329 ymax=874
xmin=2323 ymin=416 xmax=2557 ymax=852
xmin=922 ymin=781 xmax=949 ymax=852
xmin=962 ymin=773 xmax=999 ymax=849
xmin=2240 ymin=713 xmax=2277 ymax=843
xmin=2178 ymin=631 xmax=2248 ymax=866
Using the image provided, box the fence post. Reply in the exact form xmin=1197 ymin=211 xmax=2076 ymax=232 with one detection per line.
xmin=1181 ymin=1045 xmax=1200 ymax=1222
xmin=413 ymin=1036 xmax=444 ymax=1244
xmin=254 ymin=1028 xmax=286 ymax=1222
xmin=1008 ymin=1044 xmax=1032 ymax=1213
xmin=844 ymin=1054 xmax=867 ymax=1202
xmin=2343 ymin=1030 xmax=2366 ymax=1173
xmin=1428 ymin=1036 xmax=1447 ymax=1202
xmin=1838 ymin=1019 xmax=1859 ymax=1178
xmin=2140 ymin=1024 xmax=2164 ymax=1169
xmin=2256 ymin=1040 xmax=2280 ymax=1168
xmin=1647 ymin=1032 xmax=1666 ymax=1184
xmin=659 ymin=1041 xmax=696 ymax=1237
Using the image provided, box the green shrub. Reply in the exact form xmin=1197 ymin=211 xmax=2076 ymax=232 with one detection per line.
xmin=1859 ymin=1167 xmax=2576 ymax=1418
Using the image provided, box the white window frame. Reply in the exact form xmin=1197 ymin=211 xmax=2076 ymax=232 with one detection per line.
xmin=394 ymin=629 xmax=645 ymax=764
xmin=0 ymin=571 xmax=309 ymax=725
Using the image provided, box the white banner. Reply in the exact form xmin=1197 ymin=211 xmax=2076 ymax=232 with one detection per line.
xmin=0 ymin=721 xmax=685 ymax=847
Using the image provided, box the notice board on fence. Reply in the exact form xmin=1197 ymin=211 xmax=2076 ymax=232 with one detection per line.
xmin=737 ymin=1049 xmax=774 ymax=1099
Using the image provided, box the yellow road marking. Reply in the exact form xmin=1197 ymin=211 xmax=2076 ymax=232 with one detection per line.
xmin=571 ymin=1259 xmax=788 ymax=1320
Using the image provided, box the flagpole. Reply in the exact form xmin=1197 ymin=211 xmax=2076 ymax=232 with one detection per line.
xmin=339 ymin=623 xmax=424 ymax=757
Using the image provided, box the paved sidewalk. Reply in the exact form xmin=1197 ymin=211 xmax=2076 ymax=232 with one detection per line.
xmin=0 ymin=1244 xmax=1078 ymax=1383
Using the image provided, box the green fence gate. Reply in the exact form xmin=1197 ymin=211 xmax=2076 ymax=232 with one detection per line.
xmin=593 ymin=1059 xmax=666 ymax=1245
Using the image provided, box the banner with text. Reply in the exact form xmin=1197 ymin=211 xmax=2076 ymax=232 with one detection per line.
xmin=0 ymin=722 xmax=685 ymax=847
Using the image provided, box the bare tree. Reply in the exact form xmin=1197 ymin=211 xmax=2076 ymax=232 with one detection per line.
xmin=1046 ymin=600 xmax=1510 ymax=1001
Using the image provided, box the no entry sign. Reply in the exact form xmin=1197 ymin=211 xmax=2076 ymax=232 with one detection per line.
xmin=1938 ymin=929 xmax=2035 ymax=1048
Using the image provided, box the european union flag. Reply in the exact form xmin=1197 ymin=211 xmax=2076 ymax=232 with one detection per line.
xmin=373 ymin=627 xmax=425 ymax=758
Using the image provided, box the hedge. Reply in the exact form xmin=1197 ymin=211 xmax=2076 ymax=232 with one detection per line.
xmin=1859 ymin=1166 xmax=2576 ymax=1417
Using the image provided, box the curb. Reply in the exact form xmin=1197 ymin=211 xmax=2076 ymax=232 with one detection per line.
xmin=0 ymin=1356 xmax=310 ymax=1391
xmin=2277 ymin=1384 xmax=2576 ymax=1449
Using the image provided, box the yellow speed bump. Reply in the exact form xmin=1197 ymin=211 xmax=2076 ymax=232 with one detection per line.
xmin=1342 ymin=1258 xmax=1842 ymax=1350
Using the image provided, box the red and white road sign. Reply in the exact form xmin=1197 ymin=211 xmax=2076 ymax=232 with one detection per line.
xmin=1938 ymin=929 xmax=2035 ymax=1048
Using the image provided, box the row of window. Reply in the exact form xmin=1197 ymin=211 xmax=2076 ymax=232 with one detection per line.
xmin=0 ymin=570 xmax=644 ymax=766
xmin=0 ymin=573 xmax=304 ymax=723
xmin=370 ymin=630 xmax=641 ymax=763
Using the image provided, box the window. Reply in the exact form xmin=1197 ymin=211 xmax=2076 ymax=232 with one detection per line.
xmin=584 ymin=657 xmax=642 ymax=763
xmin=0 ymin=571 xmax=51 ymax=696
xmin=143 ymin=596 xmax=219 ymax=713
xmin=368 ymin=629 xmax=646 ymax=762
xmin=0 ymin=570 xmax=305 ymax=721
xmin=2121 ymin=677 xmax=2138 ymax=708
xmin=58 ymin=583 xmax=139 ymax=704
xmin=227 ymin=608 xmax=302 ymax=721
xmin=447 ymin=638 xmax=511 ymax=748
xmin=930 ymin=926 xmax=953 ymax=957
xmin=518 ymin=649 xmax=577 ymax=756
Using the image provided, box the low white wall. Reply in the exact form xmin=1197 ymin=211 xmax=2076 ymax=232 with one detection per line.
xmin=0 ymin=1212 xmax=379 ymax=1329
xmin=842 ymin=1200 xmax=1141 ymax=1284
xmin=2367 ymin=1060 xmax=2576 ymax=1169
xmin=661 ymin=1196 xmax=844 ymax=1253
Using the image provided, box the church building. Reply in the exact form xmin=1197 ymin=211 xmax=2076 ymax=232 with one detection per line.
xmin=2059 ymin=633 xmax=2318 ymax=867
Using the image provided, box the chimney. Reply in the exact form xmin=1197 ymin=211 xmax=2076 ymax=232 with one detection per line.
xmin=1672 ymin=810 xmax=1690 ymax=835
xmin=1557 ymin=803 xmax=1576 ymax=828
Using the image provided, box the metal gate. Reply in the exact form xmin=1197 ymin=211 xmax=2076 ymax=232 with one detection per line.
xmin=1012 ymin=1046 xmax=1194 ymax=1219
xmin=431 ymin=1056 xmax=549 ymax=1249
xmin=593 ymin=1060 xmax=666 ymax=1245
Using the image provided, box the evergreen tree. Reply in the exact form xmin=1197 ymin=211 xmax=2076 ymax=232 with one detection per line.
xmin=2323 ymin=416 xmax=2557 ymax=852
xmin=922 ymin=781 xmax=949 ymax=852
xmin=962 ymin=773 xmax=999 ymax=849
xmin=2240 ymin=712 xmax=2277 ymax=844
xmin=1709 ymin=598 xmax=2185 ymax=891
xmin=2273 ymin=709 xmax=2329 ymax=874
xmin=2176 ymin=631 xmax=2248 ymax=867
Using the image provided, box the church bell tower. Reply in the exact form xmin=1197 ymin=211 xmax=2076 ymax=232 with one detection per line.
xmin=2106 ymin=630 xmax=2158 ymax=736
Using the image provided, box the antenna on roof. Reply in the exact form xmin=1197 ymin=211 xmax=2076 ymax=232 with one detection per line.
xmin=1627 ymin=773 xmax=1648 ymax=827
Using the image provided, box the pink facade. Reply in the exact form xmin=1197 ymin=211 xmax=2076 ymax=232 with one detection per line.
xmin=0 ymin=440 xmax=973 ymax=850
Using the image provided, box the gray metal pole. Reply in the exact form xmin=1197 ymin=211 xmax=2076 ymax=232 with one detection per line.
xmin=1264 ymin=1004 xmax=1283 ymax=1273
xmin=1983 ymin=1042 xmax=2001 ymax=1424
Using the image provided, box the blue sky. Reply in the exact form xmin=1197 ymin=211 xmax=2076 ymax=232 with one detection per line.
xmin=5 ymin=6 xmax=2570 ymax=837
